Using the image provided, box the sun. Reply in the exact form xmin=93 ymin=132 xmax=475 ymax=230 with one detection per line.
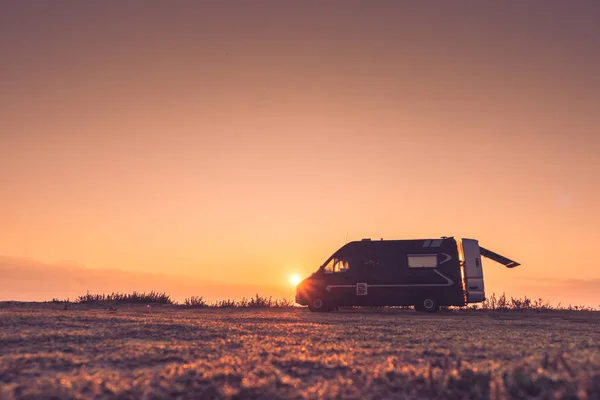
xmin=289 ymin=274 xmax=302 ymax=286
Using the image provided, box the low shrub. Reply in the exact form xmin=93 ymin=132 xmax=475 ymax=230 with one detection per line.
xmin=184 ymin=294 xmax=296 ymax=308
xmin=465 ymin=293 xmax=596 ymax=312
xmin=184 ymin=296 xmax=207 ymax=308
xmin=76 ymin=290 xmax=174 ymax=305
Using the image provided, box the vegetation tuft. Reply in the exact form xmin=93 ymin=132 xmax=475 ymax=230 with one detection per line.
xmin=50 ymin=298 xmax=70 ymax=304
xmin=184 ymin=294 xmax=296 ymax=309
xmin=76 ymin=290 xmax=174 ymax=305
xmin=70 ymin=291 xmax=295 ymax=308
xmin=183 ymin=296 xmax=208 ymax=308
xmin=466 ymin=293 xmax=597 ymax=312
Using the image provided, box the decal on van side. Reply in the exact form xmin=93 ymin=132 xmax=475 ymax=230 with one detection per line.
xmin=364 ymin=260 xmax=382 ymax=267
xmin=439 ymin=253 xmax=452 ymax=265
xmin=325 ymin=285 xmax=354 ymax=292
xmin=325 ymin=269 xmax=454 ymax=292
xmin=369 ymin=270 xmax=454 ymax=287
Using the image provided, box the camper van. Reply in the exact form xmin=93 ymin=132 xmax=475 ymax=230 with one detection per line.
xmin=295 ymin=237 xmax=520 ymax=312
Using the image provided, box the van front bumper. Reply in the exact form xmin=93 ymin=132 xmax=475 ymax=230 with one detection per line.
xmin=295 ymin=292 xmax=309 ymax=306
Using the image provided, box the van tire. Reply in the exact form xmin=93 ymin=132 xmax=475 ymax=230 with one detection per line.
xmin=415 ymin=298 xmax=439 ymax=313
xmin=308 ymin=297 xmax=330 ymax=312
xmin=421 ymin=297 xmax=439 ymax=313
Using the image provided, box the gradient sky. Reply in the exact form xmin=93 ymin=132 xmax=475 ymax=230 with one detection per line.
xmin=1 ymin=1 xmax=599 ymax=305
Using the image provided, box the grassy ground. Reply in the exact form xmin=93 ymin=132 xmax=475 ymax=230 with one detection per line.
xmin=0 ymin=304 xmax=599 ymax=399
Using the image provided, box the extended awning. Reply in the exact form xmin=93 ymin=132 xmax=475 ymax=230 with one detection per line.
xmin=480 ymin=246 xmax=521 ymax=268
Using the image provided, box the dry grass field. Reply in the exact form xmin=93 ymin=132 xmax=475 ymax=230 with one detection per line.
xmin=1 ymin=304 xmax=599 ymax=399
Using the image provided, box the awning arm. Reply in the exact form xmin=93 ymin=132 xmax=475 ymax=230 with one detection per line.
xmin=479 ymin=246 xmax=521 ymax=268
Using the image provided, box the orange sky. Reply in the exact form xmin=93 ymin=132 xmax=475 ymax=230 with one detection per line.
xmin=1 ymin=2 xmax=599 ymax=306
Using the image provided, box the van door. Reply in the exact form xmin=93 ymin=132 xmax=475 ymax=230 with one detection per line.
xmin=324 ymin=258 xmax=358 ymax=306
xmin=461 ymin=239 xmax=485 ymax=303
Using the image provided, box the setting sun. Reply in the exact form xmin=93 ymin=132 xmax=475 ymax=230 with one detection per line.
xmin=289 ymin=274 xmax=302 ymax=286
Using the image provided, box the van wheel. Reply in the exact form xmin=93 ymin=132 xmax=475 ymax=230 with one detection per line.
xmin=308 ymin=297 xmax=330 ymax=312
xmin=421 ymin=298 xmax=439 ymax=313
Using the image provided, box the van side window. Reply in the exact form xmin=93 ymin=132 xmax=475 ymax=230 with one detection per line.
xmin=407 ymin=254 xmax=438 ymax=268
xmin=323 ymin=259 xmax=334 ymax=274
xmin=334 ymin=259 xmax=350 ymax=273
